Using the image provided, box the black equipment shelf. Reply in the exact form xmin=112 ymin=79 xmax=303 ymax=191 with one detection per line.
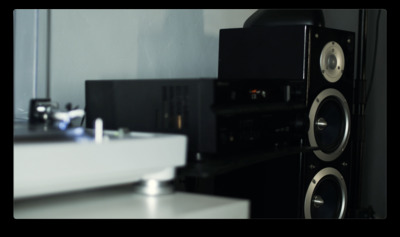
xmin=177 ymin=146 xmax=317 ymax=178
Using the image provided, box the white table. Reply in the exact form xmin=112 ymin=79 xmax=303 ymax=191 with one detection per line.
xmin=14 ymin=125 xmax=249 ymax=219
xmin=14 ymin=128 xmax=187 ymax=199
xmin=14 ymin=184 xmax=249 ymax=219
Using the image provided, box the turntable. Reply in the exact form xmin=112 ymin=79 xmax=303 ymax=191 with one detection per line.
xmin=14 ymin=99 xmax=187 ymax=199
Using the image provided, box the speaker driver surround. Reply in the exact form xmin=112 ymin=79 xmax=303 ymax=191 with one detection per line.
xmin=304 ymin=167 xmax=347 ymax=219
xmin=308 ymin=88 xmax=350 ymax=162
xmin=320 ymin=41 xmax=345 ymax=83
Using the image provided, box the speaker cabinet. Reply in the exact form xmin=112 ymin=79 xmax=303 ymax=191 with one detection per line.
xmin=303 ymin=26 xmax=355 ymax=219
xmin=217 ymin=25 xmax=357 ymax=218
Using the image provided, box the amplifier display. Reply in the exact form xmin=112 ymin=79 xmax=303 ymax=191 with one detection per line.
xmin=85 ymin=79 xmax=308 ymax=159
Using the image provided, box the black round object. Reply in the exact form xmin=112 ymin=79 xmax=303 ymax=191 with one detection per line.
xmin=311 ymin=175 xmax=342 ymax=218
xmin=314 ymin=96 xmax=346 ymax=153
xmin=243 ymin=9 xmax=325 ymax=28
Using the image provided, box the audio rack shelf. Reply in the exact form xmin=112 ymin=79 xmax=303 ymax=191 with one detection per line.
xmin=177 ymin=146 xmax=317 ymax=178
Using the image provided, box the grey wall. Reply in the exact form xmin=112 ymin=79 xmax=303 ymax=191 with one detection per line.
xmin=14 ymin=10 xmax=38 ymax=120
xmin=361 ymin=10 xmax=387 ymax=218
xmin=47 ymin=9 xmax=256 ymax=110
xmin=14 ymin=9 xmax=52 ymax=120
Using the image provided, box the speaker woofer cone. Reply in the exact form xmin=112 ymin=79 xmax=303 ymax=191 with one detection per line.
xmin=304 ymin=167 xmax=347 ymax=219
xmin=308 ymin=88 xmax=350 ymax=161
xmin=320 ymin=41 xmax=345 ymax=83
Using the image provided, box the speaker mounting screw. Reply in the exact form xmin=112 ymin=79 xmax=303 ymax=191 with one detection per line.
xmin=347 ymin=38 xmax=351 ymax=44
xmin=315 ymin=33 xmax=319 ymax=39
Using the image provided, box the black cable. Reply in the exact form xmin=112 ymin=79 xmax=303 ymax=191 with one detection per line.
xmin=365 ymin=9 xmax=382 ymax=108
xmin=355 ymin=9 xmax=383 ymax=217
xmin=352 ymin=9 xmax=367 ymax=217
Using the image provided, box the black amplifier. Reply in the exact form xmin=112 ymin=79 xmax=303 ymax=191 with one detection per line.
xmin=85 ymin=79 xmax=308 ymax=159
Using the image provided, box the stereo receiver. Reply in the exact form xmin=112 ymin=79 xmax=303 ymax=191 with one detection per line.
xmin=85 ymin=79 xmax=308 ymax=159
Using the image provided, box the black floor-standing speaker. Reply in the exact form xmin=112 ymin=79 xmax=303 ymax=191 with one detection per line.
xmin=215 ymin=25 xmax=357 ymax=218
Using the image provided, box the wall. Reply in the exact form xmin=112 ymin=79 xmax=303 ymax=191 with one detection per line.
xmin=14 ymin=9 xmax=50 ymax=120
xmin=361 ymin=10 xmax=387 ymax=218
xmin=47 ymin=9 xmax=256 ymax=110
xmin=14 ymin=10 xmax=38 ymax=120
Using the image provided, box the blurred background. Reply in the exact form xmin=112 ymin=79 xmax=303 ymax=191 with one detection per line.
xmin=13 ymin=9 xmax=386 ymax=218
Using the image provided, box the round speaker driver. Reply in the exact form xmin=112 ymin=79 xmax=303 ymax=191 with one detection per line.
xmin=320 ymin=41 xmax=345 ymax=83
xmin=308 ymin=88 xmax=351 ymax=162
xmin=304 ymin=167 xmax=347 ymax=219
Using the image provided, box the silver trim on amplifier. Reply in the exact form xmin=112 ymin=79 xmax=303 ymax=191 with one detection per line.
xmin=304 ymin=167 xmax=347 ymax=219
xmin=320 ymin=41 xmax=345 ymax=83
xmin=308 ymin=88 xmax=350 ymax=162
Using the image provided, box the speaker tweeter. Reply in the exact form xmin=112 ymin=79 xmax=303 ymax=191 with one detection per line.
xmin=320 ymin=41 xmax=345 ymax=83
